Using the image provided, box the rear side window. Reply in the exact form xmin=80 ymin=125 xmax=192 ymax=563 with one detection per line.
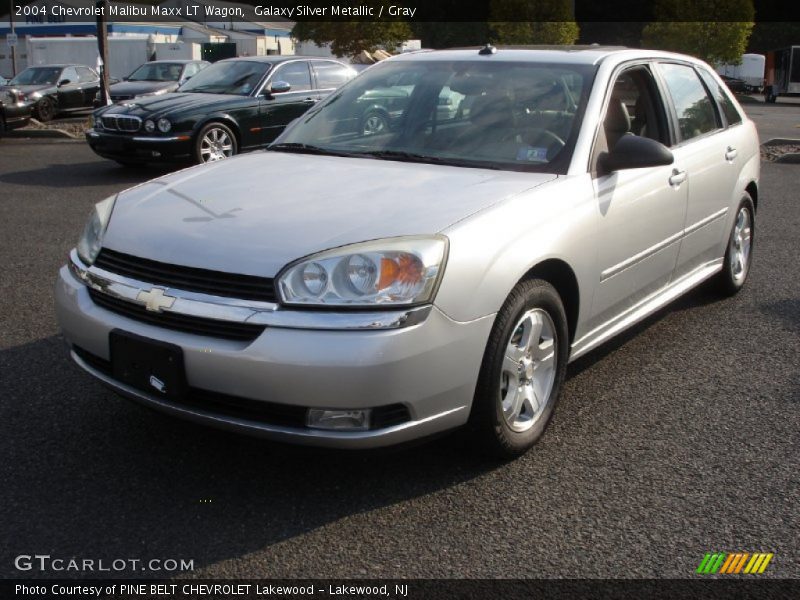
xmin=697 ymin=68 xmax=742 ymax=126
xmin=77 ymin=67 xmax=97 ymax=83
xmin=659 ymin=63 xmax=720 ymax=142
xmin=312 ymin=61 xmax=354 ymax=89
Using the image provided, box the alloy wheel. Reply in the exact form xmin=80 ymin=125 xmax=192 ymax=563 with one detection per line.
xmin=730 ymin=206 xmax=752 ymax=283
xmin=499 ymin=308 xmax=558 ymax=432
xmin=200 ymin=127 xmax=234 ymax=162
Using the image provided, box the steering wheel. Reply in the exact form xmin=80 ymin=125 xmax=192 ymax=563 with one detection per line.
xmin=502 ymin=127 xmax=566 ymax=148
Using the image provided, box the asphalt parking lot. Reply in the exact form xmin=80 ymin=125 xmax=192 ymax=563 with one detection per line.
xmin=0 ymin=103 xmax=798 ymax=580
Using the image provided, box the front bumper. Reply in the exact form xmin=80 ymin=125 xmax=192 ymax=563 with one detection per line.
xmin=55 ymin=262 xmax=494 ymax=448
xmin=85 ymin=129 xmax=192 ymax=163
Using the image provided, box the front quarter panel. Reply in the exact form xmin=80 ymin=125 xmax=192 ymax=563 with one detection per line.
xmin=435 ymin=175 xmax=598 ymax=341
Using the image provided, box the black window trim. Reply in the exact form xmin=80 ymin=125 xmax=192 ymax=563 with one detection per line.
xmin=653 ymin=60 xmax=726 ymax=149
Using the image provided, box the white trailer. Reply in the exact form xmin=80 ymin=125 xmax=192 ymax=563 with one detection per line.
xmin=26 ymin=37 xmax=154 ymax=79
xmin=716 ymin=54 xmax=766 ymax=92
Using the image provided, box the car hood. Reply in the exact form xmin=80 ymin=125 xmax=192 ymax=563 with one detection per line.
xmin=103 ymin=152 xmax=557 ymax=278
xmin=110 ymin=81 xmax=177 ymax=97
xmin=102 ymin=92 xmax=244 ymax=118
xmin=1 ymin=84 xmax=53 ymax=95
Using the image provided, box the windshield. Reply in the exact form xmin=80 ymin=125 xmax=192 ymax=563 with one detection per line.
xmin=128 ymin=62 xmax=184 ymax=82
xmin=178 ymin=61 xmax=269 ymax=95
xmin=272 ymin=60 xmax=596 ymax=172
xmin=10 ymin=67 xmax=62 ymax=86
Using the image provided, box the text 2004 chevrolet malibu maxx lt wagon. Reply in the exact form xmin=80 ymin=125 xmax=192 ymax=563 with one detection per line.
xmin=56 ymin=47 xmax=759 ymax=457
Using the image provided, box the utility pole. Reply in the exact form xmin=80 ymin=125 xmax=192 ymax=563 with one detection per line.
xmin=9 ymin=0 xmax=16 ymax=76
xmin=95 ymin=0 xmax=110 ymax=105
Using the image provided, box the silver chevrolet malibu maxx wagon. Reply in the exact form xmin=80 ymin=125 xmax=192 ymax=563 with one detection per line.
xmin=56 ymin=47 xmax=759 ymax=457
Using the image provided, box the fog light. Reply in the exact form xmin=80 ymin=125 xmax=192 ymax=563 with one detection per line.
xmin=151 ymin=151 xmax=161 ymax=157
xmin=307 ymin=408 xmax=371 ymax=431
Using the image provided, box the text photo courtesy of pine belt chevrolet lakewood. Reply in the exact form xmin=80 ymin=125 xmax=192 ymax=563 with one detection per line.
xmin=86 ymin=56 xmax=356 ymax=165
xmin=56 ymin=47 xmax=759 ymax=458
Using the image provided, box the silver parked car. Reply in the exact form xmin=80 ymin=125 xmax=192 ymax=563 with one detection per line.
xmin=55 ymin=47 xmax=759 ymax=457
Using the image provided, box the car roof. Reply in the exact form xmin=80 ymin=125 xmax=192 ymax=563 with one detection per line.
xmin=390 ymin=46 xmax=706 ymax=67
xmin=218 ymin=56 xmax=345 ymax=64
xmin=26 ymin=64 xmax=89 ymax=69
xmin=142 ymin=60 xmax=204 ymax=64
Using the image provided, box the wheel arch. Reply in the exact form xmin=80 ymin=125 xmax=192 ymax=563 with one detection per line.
xmin=520 ymin=258 xmax=580 ymax=345
xmin=745 ymin=180 xmax=758 ymax=212
xmin=195 ymin=116 xmax=241 ymax=148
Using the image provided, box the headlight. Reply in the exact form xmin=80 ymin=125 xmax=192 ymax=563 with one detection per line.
xmin=91 ymin=114 xmax=102 ymax=129
xmin=278 ymin=236 xmax=448 ymax=307
xmin=157 ymin=118 xmax=172 ymax=133
xmin=144 ymin=119 xmax=156 ymax=133
xmin=76 ymin=196 xmax=116 ymax=265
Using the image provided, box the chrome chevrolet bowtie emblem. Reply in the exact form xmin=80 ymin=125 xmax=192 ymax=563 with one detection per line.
xmin=137 ymin=288 xmax=176 ymax=312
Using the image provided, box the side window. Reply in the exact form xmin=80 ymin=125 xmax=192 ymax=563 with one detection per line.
xmin=183 ymin=63 xmax=200 ymax=79
xmin=61 ymin=67 xmax=78 ymax=84
xmin=312 ymin=61 xmax=354 ymax=89
xmin=272 ymin=62 xmax=312 ymax=92
xmin=658 ymin=63 xmax=721 ymax=142
xmin=697 ymin=68 xmax=742 ymax=126
xmin=77 ymin=67 xmax=97 ymax=83
xmin=601 ymin=66 xmax=667 ymax=153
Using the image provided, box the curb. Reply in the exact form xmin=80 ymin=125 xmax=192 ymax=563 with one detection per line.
xmin=6 ymin=128 xmax=82 ymax=140
xmin=775 ymin=153 xmax=800 ymax=164
xmin=761 ymin=137 xmax=800 ymax=147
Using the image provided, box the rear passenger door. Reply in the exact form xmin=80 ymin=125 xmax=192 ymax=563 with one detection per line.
xmin=76 ymin=67 xmax=100 ymax=107
xmin=655 ymin=62 xmax=739 ymax=277
xmin=590 ymin=63 xmax=689 ymax=327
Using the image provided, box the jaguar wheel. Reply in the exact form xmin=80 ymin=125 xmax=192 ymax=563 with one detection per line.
xmin=194 ymin=122 xmax=237 ymax=164
xmin=361 ymin=111 xmax=389 ymax=135
xmin=471 ymin=278 xmax=569 ymax=458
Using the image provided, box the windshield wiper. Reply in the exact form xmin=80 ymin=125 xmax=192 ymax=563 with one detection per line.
xmin=355 ymin=149 xmax=504 ymax=169
xmin=268 ymin=143 xmax=357 ymax=157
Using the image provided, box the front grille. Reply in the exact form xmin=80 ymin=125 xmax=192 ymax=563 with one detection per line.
xmin=73 ymin=346 xmax=412 ymax=431
xmin=100 ymin=114 xmax=141 ymax=132
xmin=94 ymin=248 xmax=277 ymax=303
xmin=88 ymin=289 xmax=265 ymax=342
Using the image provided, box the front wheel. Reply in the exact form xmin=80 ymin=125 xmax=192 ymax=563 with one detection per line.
xmin=361 ymin=111 xmax=389 ymax=135
xmin=714 ymin=194 xmax=755 ymax=296
xmin=471 ymin=279 xmax=569 ymax=458
xmin=194 ymin=122 xmax=237 ymax=164
xmin=35 ymin=97 xmax=56 ymax=122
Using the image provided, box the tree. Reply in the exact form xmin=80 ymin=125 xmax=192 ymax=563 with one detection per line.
xmin=641 ymin=0 xmax=754 ymax=64
xmin=292 ymin=7 xmax=413 ymax=59
xmin=490 ymin=0 xmax=579 ymax=45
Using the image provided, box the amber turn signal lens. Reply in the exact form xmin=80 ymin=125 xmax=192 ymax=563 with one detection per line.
xmin=379 ymin=254 xmax=424 ymax=290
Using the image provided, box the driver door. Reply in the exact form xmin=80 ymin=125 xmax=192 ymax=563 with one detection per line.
xmin=590 ymin=64 xmax=688 ymax=327
xmin=56 ymin=67 xmax=82 ymax=108
xmin=260 ymin=61 xmax=318 ymax=144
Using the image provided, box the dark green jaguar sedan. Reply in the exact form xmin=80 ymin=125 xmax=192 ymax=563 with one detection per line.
xmin=86 ymin=56 xmax=356 ymax=166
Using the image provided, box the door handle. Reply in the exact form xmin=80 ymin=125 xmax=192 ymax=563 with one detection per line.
xmin=668 ymin=169 xmax=687 ymax=187
xmin=302 ymin=97 xmax=317 ymax=104
xmin=725 ymin=146 xmax=738 ymax=161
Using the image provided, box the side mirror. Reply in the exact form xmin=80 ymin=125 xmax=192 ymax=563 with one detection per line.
xmin=57 ymin=79 xmax=71 ymax=87
xmin=598 ymin=134 xmax=674 ymax=173
xmin=269 ymin=80 xmax=291 ymax=95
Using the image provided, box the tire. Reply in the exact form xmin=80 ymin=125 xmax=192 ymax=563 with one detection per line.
xmin=35 ymin=97 xmax=56 ymax=122
xmin=361 ymin=111 xmax=389 ymax=135
xmin=194 ymin=122 xmax=237 ymax=164
xmin=714 ymin=194 xmax=755 ymax=296
xmin=470 ymin=279 xmax=569 ymax=459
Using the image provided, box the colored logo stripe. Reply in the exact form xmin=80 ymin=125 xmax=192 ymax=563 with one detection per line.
xmin=696 ymin=552 xmax=773 ymax=574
